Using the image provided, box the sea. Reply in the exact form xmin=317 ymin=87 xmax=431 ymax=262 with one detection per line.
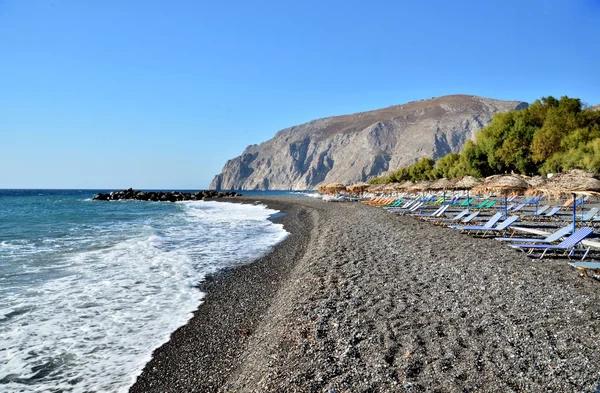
xmin=0 ymin=189 xmax=313 ymax=393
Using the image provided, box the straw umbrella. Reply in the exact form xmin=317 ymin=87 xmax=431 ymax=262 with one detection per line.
xmin=471 ymin=174 xmax=529 ymax=219
xmin=320 ymin=182 xmax=346 ymax=195
xmin=408 ymin=180 xmax=433 ymax=214
xmin=347 ymin=182 xmax=370 ymax=194
xmin=452 ymin=176 xmax=482 ymax=213
xmin=536 ymin=170 xmax=600 ymax=233
xmin=398 ymin=180 xmax=415 ymax=190
xmin=382 ymin=182 xmax=402 ymax=194
xmin=429 ymin=178 xmax=456 ymax=205
xmin=367 ymin=183 xmax=386 ymax=193
xmin=524 ymin=176 xmax=547 ymax=219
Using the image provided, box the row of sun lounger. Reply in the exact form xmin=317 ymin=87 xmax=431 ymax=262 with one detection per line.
xmin=357 ymin=192 xmax=600 ymax=277
xmin=361 ymin=194 xmax=598 ymax=262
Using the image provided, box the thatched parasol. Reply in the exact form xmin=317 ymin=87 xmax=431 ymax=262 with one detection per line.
xmin=537 ymin=169 xmax=600 ymax=197
xmin=429 ymin=178 xmax=457 ymax=205
xmin=471 ymin=175 xmax=529 ymax=219
xmin=452 ymin=175 xmax=482 ymax=190
xmin=429 ymin=178 xmax=456 ymax=191
xmin=536 ymin=169 xmax=600 ymax=232
xmin=382 ymin=183 xmax=402 ymax=192
xmin=471 ymin=174 xmax=529 ymax=195
xmin=318 ymin=182 xmax=346 ymax=194
xmin=452 ymin=176 xmax=483 ymax=213
xmin=393 ymin=181 xmax=413 ymax=191
xmin=347 ymin=182 xmax=370 ymax=193
xmin=367 ymin=184 xmax=386 ymax=193
xmin=408 ymin=180 xmax=433 ymax=192
xmin=524 ymin=175 xmax=547 ymax=197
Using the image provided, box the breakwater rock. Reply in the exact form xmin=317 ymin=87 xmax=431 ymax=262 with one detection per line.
xmin=93 ymin=189 xmax=241 ymax=202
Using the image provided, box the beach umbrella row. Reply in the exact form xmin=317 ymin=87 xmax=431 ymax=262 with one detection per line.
xmin=322 ymin=171 xmax=600 ymax=230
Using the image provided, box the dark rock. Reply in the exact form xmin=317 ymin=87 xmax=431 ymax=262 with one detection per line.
xmin=93 ymin=189 xmax=242 ymax=202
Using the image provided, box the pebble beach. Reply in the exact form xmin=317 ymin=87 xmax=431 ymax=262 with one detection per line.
xmin=130 ymin=196 xmax=600 ymax=392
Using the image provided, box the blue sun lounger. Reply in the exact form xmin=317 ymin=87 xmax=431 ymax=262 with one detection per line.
xmin=451 ymin=215 xmax=519 ymax=237
xmin=436 ymin=211 xmax=479 ymax=226
xmin=429 ymin=209 xmax=468 ymax=224
xmin=495 ymin=225 xmax=571 ymax=243
xmin=449 ymin=212 xmax=502 ymax=231
xmin=509 ymin=227 xmax=594 ymax=260
xmin=539 ymin=207 xmax=561 ymax=220
xmin=393 ymin=202 xmax=424 ymax=215
xmin=510 ymin=203 xmax=526 ymax=213
xmin=412 ymin=204 xmax=449 ymax=218
xmin=580 ymin=207 xmax=600 ymax=225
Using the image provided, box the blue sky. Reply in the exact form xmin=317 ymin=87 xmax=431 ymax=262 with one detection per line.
xmin=1 ymin=0 xmax=599 ymax=189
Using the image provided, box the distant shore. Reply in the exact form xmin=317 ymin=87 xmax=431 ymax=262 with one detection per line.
xmin=130 ymin=197 xmax=600 ymax=392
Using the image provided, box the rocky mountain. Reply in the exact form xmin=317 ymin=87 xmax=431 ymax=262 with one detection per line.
xmin=211 ymin=95 xmax=528 ymax=190
xmin=590 ymin=104 xmax=600 ymax=111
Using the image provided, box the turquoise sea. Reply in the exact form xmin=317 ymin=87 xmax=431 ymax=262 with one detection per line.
xmin=0 ymin=190 xmax=296 ymax=393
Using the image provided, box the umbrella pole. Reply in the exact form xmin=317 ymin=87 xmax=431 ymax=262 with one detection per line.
xmin=467 ymin=190 xmax=470 ymax=213
xmin=504 ymin=194 xmax=507 ymax=220
xmin=535 ymin=198 xmax=539 ymax=220
xmin=581 ymin=195 xmax=585 ymax=221
xmin=572 ymin=193 xmax=577 ymax=233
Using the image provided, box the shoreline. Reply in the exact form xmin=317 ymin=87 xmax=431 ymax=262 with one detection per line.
xmin=129 ymin=197 xmax=316 ymax=392
xmin=131 ymin=197 xmax=600 ymax=392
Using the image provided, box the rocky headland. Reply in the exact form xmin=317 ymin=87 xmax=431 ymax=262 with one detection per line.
xmin=93 ymin=188 xmax=241 ymax=202
xmin=211 ymin=95 xmax=528 ymax=190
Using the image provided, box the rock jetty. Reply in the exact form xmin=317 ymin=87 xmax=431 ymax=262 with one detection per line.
xmin=92 ymin=188 xmax=241 ymax=202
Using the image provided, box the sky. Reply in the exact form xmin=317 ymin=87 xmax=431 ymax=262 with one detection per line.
xmin=1 ymin=0 xmax=599 ymax=189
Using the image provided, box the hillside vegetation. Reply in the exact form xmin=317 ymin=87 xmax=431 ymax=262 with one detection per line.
xmin=369 ymin=96 xmax=600 ymax=184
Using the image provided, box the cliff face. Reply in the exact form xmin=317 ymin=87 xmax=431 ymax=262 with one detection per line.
xmin=211 ymin=95 xmax=528 ymax=190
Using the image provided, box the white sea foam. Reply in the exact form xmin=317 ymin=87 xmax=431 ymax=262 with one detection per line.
xmin=291 ymin=192 xmax=322 ymax=198
xmin=0 ymin=201 xmax=287 ymax=393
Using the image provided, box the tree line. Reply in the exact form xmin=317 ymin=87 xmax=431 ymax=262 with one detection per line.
xmin=369 ymin=96 xmax=600 ymax=184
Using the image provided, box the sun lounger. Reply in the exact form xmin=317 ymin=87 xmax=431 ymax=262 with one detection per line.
xmin=509 ymin=203 xmax=526 ymax=213
xmin=509 ymin=227 xmax=594 ymax=260
xmin=386 ymin=200 xmax=416 ymax=211
xmin=539 ymin=206 xmax=561 ymax=220
xmin=391 ymin=202 xmax=424 ymax=215
xmin=483 ymin=200 xmax=498 ymax=209
xmin=449 ymin=212 xmax=503 ymax=231
xmin=472 ymin=200 xmax=490 ymax=209
xmin=451 ymin=215 xmax=519 ymax=237
xmin=383 ymin=199 xmax=406 ymax=209
xmin=579 ymin=207 xmax=599 ymax=225
xmin=428 ymin=209 xmax=467 ymax=224
xmin=455 ymin=198 xmax=473 ymax=207
xmin=495 ymin=225 xmax=571 ymax=243
xmin=568 ymin=262 xmax=600 ymax=279
xmin=435 ymin=211 xmax=479 ymax=226
xmin=521 ymin=205 xmax=550 ymax=219
xmin=412 ymin=204 xmax=449 ymax=218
